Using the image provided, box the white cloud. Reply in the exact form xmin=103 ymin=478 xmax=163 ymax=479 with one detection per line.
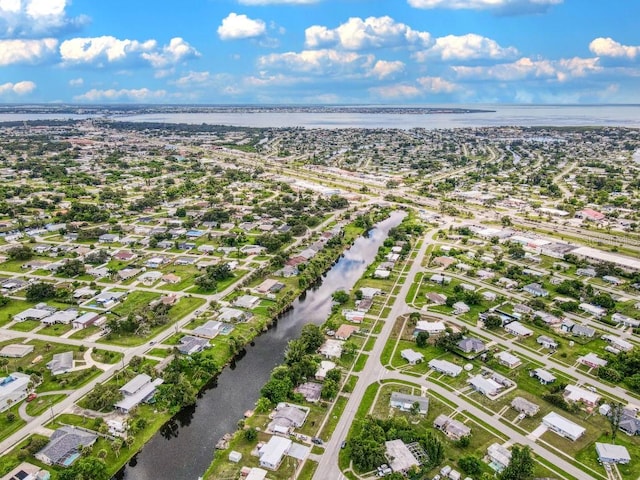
xmin=258 ymin=49 xmax=374 ymax=75
xmin=589 ymin=37 xmax=640 ymax=59
xmin=74 ymin=88 xmax=167 ymax=102
xmin=0 ymin=80 xmax=36 ymax=95
xmin=305 ymin=16 xmax=430 ymax=50
xmin=407 ymin=0 xmax=562 ymax=14
xmin=173 ymin=71 xmax=212 ymax=87
xmin=68 ymin=77 xmax=83 ymax=86
xmin=218 ymin=13 xmax=266 ymax=40
xmin=417 ymin=76 xmax=458 ymax=92
xmin=140 ymin=37 xmax=200 ymax=68
xmin=0 ymin=38 xmax=57 ymax=65
xmin=416 ymin=33 xmax=518 ymax=61
xmin=244 ymin=73 xmax=304 ymax=87
xmin=370 ymin=84 xmax=422 ymax=99
xmin=60 ymin=36 xmax=199 ymax=68
xmin=369 ymin=60 xmax=404 ymax=79
xmin=0 ymin=0 xmax=87 ymax=37
xmin=453 ymin=56 xmax=601 ymax=82
xmin=237 ymin=0 xmax=319 ymax=4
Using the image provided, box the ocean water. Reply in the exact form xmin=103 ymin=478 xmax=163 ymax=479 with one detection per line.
xmin=111 ymin=104 xmax=640 ymax=129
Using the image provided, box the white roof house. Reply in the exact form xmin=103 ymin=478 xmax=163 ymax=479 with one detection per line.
xmin=318 ymin=339 xmax=344 ymax=359
xmin=14 ymin=308 xmax=51 ymax=322
xmin=258 ymin=436 xmax=292 ymax=470
xmin=415 ymin=320 xmax=446 ymax=335
xmin=114 ymin=374 xmax=164 ymax=413
xmin=564 ymin=385 xmax=601 ymax=406
xmin=385 ymin=439 xmax=420 ymax=473
xmin=390 ymin=392 xmax=429 ymax=414
xmin=401 ymin=349 xmax=424 ymax=365
xmin=543 ymin=412 xmax=586 ymax=441
xmin=0 ymin=344 xmax=34 ymax=358
xmin=315 ymin=360 xmax=336 ymax=381
xmin=602 ymin=335 xmax=633 ymax=352
xmin=193 ymin=320 xmax=224 ymax=339
xmin=469 ymin=375 xmax=503 ymax=397
xmin=504 ymin=321 xmax=533 ymax=337
xmin=579 ymin=353 xmax=608 ymax=369
xmin=0 ymin=372 xmax=30 ymax=412
xmin=428 ymin=359 xmax=462 ymax=377
xmin=47 ymin=352 xmax=74 ymax=376
xmin=41 ymin=310 xmax=78 ymax=325
xmin=595 ymin=443 xmax=631 ymax=464
xmin=234 ymin=295 xmax=260 ymax=309
xmin=496 ymin=351 xmax=521 ymax=369
xmin=487 ymin=443 xmax=511 ymax=471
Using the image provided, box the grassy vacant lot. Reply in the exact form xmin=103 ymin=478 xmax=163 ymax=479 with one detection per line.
xmin=0 ymin=299 xmax=37 ymax=327
xmin=0 ymin=403 xmax=25 ymax=443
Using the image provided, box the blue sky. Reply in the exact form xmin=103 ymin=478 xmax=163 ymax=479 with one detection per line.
xmin=0 ymin=0 xmax=638 ymax=104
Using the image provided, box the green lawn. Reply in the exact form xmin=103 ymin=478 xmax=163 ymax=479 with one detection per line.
xmin=0 ymin=300 xmax=37 ymax=327
xmin=9 ymin=319 xmax=40 ymax=332
xmin=0 ymin=404 xmax=25 ymax=443
xmin=25 ymin=393 xmax=67 ymax=417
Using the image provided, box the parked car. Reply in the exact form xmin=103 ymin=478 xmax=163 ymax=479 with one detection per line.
xmin=341 ymin=440 xmax=347 ymax=449
xmin=311 ymin=437 xmax=323 ymax=445
xmin=26 ymin=393 xmax=37 ymax=402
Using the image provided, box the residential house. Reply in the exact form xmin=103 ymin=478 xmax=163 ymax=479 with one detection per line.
xmin=511 ymin=397 xmax=539 ymax=417
xmin=14 ymin=306 xmax=54 ymax=322
xmin=612 ymin=313 xmax=640 ymax=328
xmin=71 ymin=312 xmax=100 ymax=329
xmin=41 ymin=310 xmax=78 ymax=326
xmin=457 ymin=338 xmax=486 ymax=355
xmin=335 ymin=324 xmax=358 ymax=340
xmin=0 ymin=372 xmax=30 ymax=412
xmin=428 ymin=359 xmax=462 ymax=377
xmin=579 ymin=353 xmax=608 ymax=369
xmin=537 ymin=335 xmax=558 ymax=350
xmin=162 ymin=273 xmax=181 ymax=284
xmin=576 ymin=268 xmax=597 ymax=277
xmin=390 ymin=392 xmax=429 ymax=414
xmin=426 ymin=292 xmax=447 ymax=305
xmin=217 ymin=307 xmax=251 ymax=323
xmin=469 ymin=374 xmax=504 ymax=397
xmin=504 ymin=321 xmax=533 ymax=337
xmin=0 ymin=462 xmax=50 ymax=480
xmin=36 ymin=426 xmax=98 ymax=466
xmin=602 ymin=335 xmax=633 ymax=352
xmin=47 ymin=352 xmax=74 ymax=376
xmin=430 ymin=274 xmax=451 ymax=285
xmin=114 ymin=374 xmax=164 ymax=414
xmin=385 ymin=440 xmax=420 ymax=474
xmin=98 ymin=233 xmax=120 ymax=244
xmin=543 ymin=412 xmax=586 ymax=441
xmin=452 ymin=301 xmax=470 ymax=315
xmin=564 ymin=385 xmax=601 ymax=407
xmin=523 ymin=283 xmax=548 ymax=297
xmin=595 ymin=443 xmax=631 ymax=465
xmin=579 ymin=303 xmax=607 ymax=317
xmin=343 ymin=310 xmax=365 ymax=323
xmin=0 ymin=344 xmax=34 ymax=358
xmin=433 ymin=414 xmax=471 ymax=440
xmin=496 ymin=351 xmax=521 ymax=369
xmin=258 ymin=436 xmax=291 ymax=471
xmin=400 ymin=349 xmax=424 ymax=365
xmin=414 ymin=320 xmax=446 ymax=336
xmin=177 ymin=335 xmax=209 ymax=355
xmin=487 ymin=443 xmax=511 ymax=472
xmin=233 ymin=295 xmax=260 ymax=310
xmin=267 ymin=403 xmax=309 ymax=434
xmin=319 ymin=339 xmax=344 ymax=359
xmin=315 ymin=361 xmax=336 ymax=381
xmin=193 ymin=320 xmax=224 ymax=339
xmin=94 ymin=291 xmax=127 ymax=309
xmin=294 ymin=382 xmax=323 ymax=403
xmin=531 ymin=368 xmax=556 ymax=385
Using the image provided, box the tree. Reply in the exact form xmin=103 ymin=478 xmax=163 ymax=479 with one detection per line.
xmin=7 ymin=244 xmax=33 ymax=261
xmin=415 ymin=331 xmax=430 ymax=348
xmin=59 ymin=259 xmax=86 ymax=277
xmin=422 ymin=431 xmax=444 ymax=468
xmin=59 ymin=457 xmax=109 ymax=480
xmin=25 ymin=282 xmax=56 ymax=302
xmin=321 ymin=378 xmax=339 ymax=400
xmin=244 ymin=427 xmax=257 ymax=441
xmin=609 ymin=402 xmax=624 ymax=442
xmin=508 ymin=242 xmax=525 ymax=259
xmin=255 ymin=396 xmax=272 ymax=413
xmin=459 ymin=456 xmax=482 ymax=476
xmin=260 ymin=376 xmax=292 ymax=404
xmin=499 ymin=445 xmax=534 ymax=480
xmin=484 ymin=314 xmax=502 ymax=330
xmin=300 ymin=324 xmax=325 ymax=353
xmin=455 ymin=435 xmax=471 ymax=448
xmin=331 ymin=290 xmax=350 ymax=304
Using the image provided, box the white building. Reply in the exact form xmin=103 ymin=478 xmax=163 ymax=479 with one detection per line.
xmin=258 ymin=436 xmax=292 ymax=470
xmin=114 ymin=374 xmax=164 ymax=413
xmin=543 ymin=412 xmax=586 ymax=441
xmin=0 ymin=372 xmax=30 ymax=412
xmin=595 ymin=443 xmax=631 ymax=464
xmin=428 ymin=359 xmax=462 ymax=377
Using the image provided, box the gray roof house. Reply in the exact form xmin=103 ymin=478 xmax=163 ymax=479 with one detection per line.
xmin=114 ymin=374 xmax=164 ymax=413
xmin=390 ymin=392 xmax=429 ymax=414
xmin=36 ymin=426 xmax=98 ymax=466
xmin=595 ymin=443 xmax=631 ymax=464
xmin=433 ymin=414 xmax=471 ymax=440
xmin=400 ymin=349 xmax=424 ymax=365
xmin=457 ymin=338 xmax=486 ymax=355
xmin=47 ymin=352 xmax=74 ymax=376
xmin=511 ymin=397 xmax=539 ymax=417
xmin=267 ymin=403 xmax=309 ymax=434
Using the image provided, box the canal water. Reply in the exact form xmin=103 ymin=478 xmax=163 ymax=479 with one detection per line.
xmin=116 ymin=211 xmax=405 ymax=480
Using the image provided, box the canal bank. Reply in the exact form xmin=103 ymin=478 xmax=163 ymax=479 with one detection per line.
xmin=115 ymin=211 xmax=405 ymax=480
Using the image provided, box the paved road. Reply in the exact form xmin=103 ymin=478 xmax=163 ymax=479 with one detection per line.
xmin=312 ymin=229 xmax=599 ymax=480
xmin=312 ymin=233 xmax=429 ymax=480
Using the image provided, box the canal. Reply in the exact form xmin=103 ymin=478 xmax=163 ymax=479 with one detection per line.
xmin=116 ymin=210 xmax=405 ymax=480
